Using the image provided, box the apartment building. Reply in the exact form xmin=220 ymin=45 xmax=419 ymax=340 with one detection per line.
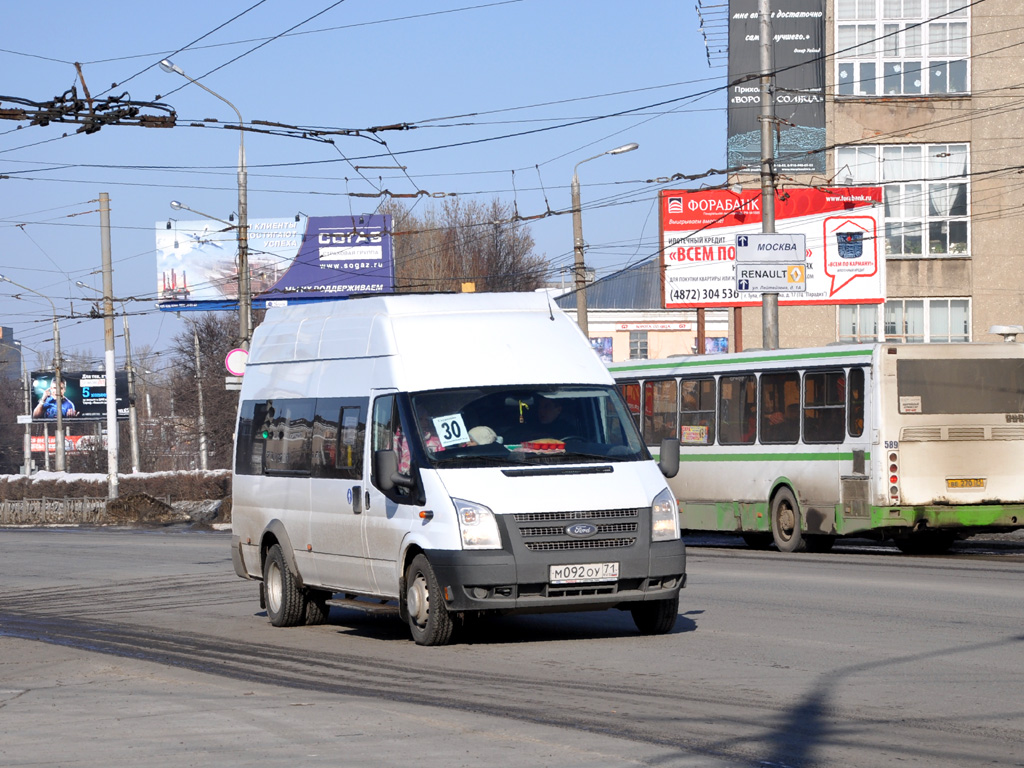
xmin=738 ymin=0 xmax=1021 ymax=347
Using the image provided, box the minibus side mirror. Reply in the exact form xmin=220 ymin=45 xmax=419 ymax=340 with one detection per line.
xmin=658 ymin=438 xmax=680 ymax=478
xmin=374 ymin=449 xmax=416 ymax=491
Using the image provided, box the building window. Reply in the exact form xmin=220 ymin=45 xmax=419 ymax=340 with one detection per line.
xmin=837 ymin=0 xmax=969 ymax=97
xmin=839 ymin=305 xmax=880 ymax=342
xmin=835 ymin=143 xmax=969 ymax=258
xmin=884 ymin=298 xmax=970 ymax=342
xmin=629 ymin=331 xmax=648 ymax=360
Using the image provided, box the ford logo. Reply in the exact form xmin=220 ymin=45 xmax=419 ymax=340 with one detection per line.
xmin=565 ymin=523 xmax=598 ymax=538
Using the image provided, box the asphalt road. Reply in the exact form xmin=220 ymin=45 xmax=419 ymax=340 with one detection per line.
xmin=1 ymin=527 xmax=1022 ymax=768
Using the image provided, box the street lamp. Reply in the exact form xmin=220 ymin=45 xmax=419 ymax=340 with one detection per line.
xmin=159 ymin=59 xmax=251 ymax=349
xmin=0 ymin=274 xmax=67 ymax=471
xmin=571 ymin=142 xmax=639 ymax=340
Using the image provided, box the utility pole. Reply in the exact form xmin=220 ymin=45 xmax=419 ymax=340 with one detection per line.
xmin=123 ymin=312 xmax=140 ymax=472
xmin=21 ymin=364 xmax=31 ymax=473
xmin=193 ymin=325 xmax=209 ymax=471
xmin=100 ymin=192 xmax=118 ymax=499
xmin=759 ymin=0 xmax=779 ymax=350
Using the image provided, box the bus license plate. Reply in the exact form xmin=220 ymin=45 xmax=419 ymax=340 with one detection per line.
xmin=550 ymin=562 xmax=619 ymax=585
xmin=947 ymin=478 xmax=985 ymax=489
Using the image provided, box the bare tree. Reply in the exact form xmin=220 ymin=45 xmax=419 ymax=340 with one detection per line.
xmin=382 ymin=198 xmax=548 ymax=293
xmin=166 ymin=313 xmax=240 ymax=470
xmin=0 ymin=373 xmax=23 ymax=474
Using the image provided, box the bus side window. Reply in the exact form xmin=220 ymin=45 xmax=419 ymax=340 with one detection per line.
xmin=643 ymin=378 xmax=678 ymax=444
xmin=680 ymin=377 xmax=716 ymax=445
xmin=618 ymin=382 xmax=642 ymax=434
xmin=760 ymin=371 xmax=800 ymax=444
xmin=804 ymin=370 xmax=846 ymax=443
xmin=719 ymin=374 xmax=756 ymax=445
xmin=848 ymin=368 xmax=865 ymax=437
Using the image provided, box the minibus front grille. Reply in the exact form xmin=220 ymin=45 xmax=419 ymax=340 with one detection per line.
xmin=513 ymin=508 xmax=641 ymax=522
xmin=510 ymin=508 xmax=643 ymax=552
xmin=525 ymin=537 xmax=636 ymax=552
xmin=519 ymin=522 xmax=638 ymax=537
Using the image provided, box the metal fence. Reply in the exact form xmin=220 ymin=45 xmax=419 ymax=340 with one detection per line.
xmin=0 ymin=497 xmax=109 ymax=525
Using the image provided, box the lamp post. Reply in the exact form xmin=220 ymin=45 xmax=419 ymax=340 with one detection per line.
xmin=570 ymin=142 xmax=639 ymax=340
xmin=159 ymin=59 xmax=251 ymax=349
xmin=0 ymin=274 xmax=66 ymax=471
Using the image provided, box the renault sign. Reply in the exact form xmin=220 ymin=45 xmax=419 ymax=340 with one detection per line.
xmin=737 ymin=264 xmax=807 ymax=293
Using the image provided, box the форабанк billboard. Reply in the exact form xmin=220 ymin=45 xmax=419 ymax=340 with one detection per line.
xmin=660 ymin=188 xmax=884 ymax=309
xmin=157 ymin=214 xmax=394 ymax=311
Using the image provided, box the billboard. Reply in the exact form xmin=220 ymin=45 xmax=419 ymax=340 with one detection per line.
xmin=157 ymin=214 xmax=394 ymax=311
xmin=30 ymin=371 xmax=130 ymax=422
xmin=660 ymin=188 xmax=885 ymax=309
xmin=728 ymin=0 xmax=825 ymax=174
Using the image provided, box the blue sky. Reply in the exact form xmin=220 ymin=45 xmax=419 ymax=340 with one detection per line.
xmin=1 ymin=0 xmax=728 ymax=371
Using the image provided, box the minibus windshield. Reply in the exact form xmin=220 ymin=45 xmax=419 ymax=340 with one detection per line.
xmin=409 ymin=384 xmax=647 ymax=466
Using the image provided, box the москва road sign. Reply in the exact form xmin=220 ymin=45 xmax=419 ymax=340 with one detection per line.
xmin=735 ymin=233 xmax=807 ymax=263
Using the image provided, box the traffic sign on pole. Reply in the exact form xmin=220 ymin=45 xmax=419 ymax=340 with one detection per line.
xmin=736 ymin=263 xmax=807 ymax=293
xmin=734 ymin=233 xmax=807 ymax=263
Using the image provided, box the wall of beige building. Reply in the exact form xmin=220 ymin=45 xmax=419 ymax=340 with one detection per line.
xmin=736 ymin=1 xmax=1023 ymax=348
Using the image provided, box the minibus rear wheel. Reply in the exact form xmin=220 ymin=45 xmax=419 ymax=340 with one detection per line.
xmin=263 ymin=543 xmax=306 ymax=627
xmin=405 ymin=554 xmax=455 ymax=646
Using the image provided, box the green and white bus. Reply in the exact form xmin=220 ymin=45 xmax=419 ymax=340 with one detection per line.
xmin=609 ymin=342 xmax=1024 ymax=554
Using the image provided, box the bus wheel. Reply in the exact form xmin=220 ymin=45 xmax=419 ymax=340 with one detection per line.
xmin=741 ymin=533 xmax=773 ymax=550
xmin=405 ymin=554 xmax=455 ymax=646
xmin=771 ymin=488 xmax=806 ymax=553
xmin=263 ymin=543 xmax=306 ymax=627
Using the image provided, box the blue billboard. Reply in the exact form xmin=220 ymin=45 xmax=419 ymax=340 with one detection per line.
xmin=157 ymin=214 xmax=394 ymax=311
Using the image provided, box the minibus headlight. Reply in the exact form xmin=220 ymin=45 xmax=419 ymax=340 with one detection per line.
xmin=651 ymin=488 xmax=680 ymax=542
xmin=453 ymin=498 xmax=503 ymax=550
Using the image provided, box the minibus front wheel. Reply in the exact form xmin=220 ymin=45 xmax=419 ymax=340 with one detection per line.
xmin=263 ymin=543 xmax=306 ymax=627
xmin=630 ymin=595 xmax=680 ymax=635
xmin=405 ymin=554 xmax=455 ymax=646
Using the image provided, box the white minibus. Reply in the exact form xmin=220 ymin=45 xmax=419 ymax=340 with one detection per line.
xmin=231 ymin=293 xmax=686 ymax=644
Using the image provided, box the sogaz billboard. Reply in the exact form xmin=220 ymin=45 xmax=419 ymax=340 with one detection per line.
xmin=157 ymin=214 xmax=394 ymax=311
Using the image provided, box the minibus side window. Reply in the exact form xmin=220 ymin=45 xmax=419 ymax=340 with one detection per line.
xmin=719 ymin=374 xmax=756 ymax=445
xmin=804 ymin=370 xmax=846 ymax=443
xmin=312 ymin=397 xmax=368 ymax=480
xmin=371 ymin=395 xmax=415 ymax=500
xmin=848 ymin=368 xmax=865 ymax=437
xmin=680 ymin=378 xmax=716 ymax=446
xmin=760 ymin=371 xmax=800 ymax=444
xmin=264 ymin=399 xmax=315 ymax=475
xmin=643 ymin=378 xmax=677 ymax=444
xmin=235 ymin=400 xmax=263 ymax=475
